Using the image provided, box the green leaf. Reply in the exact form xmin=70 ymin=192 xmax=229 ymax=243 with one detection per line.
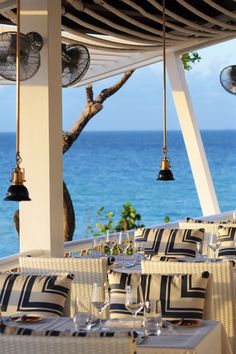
xmin=106 ymin=212 xmax=114 ymax=219
xmin=164 ymin=216 xmax=170 ymax=223
xmin=97 ymin=207 xmax=105 ymax=216
xmin=181 ymin=52 xmax=201 ymax=71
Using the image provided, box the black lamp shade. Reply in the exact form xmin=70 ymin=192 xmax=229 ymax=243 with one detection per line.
xmin=5 ymin=184 xmax=31 ymax=201
xmin=157 ymin=168 xmax=175 ymax=181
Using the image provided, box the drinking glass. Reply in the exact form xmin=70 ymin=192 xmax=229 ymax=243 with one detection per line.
xmin=233 ymin=211 xmax=236 ymax=222
xmin=144 ymin=300 xmax=162 ymax=336
xmin=73 ymin=297 xmax=92 ymax=332
xmin=208 ymin=233 xmax=221 ymax=258
xmin=195 ymin=241 xmax=202 ymax=259
xmin=91 ymin=282 xmax=109 ymax=331
xmin=93 ymin=238 xmax=103 ymax=257
xmin=125 ymin=284 xmax=144 ymax=334
xmin=106 ymin=230 xmax=115 ymax=256
xmin=118 ymin=232 xmax=130 ymax=267
xmin=134 ymin=241 xmax=145 ymax=263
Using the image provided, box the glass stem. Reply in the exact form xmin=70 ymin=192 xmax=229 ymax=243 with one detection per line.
xmin=110 ymin=246 xmax=113 ymax=256
xmin=133 ymin=312 xmax=136 ymax=334
xmin=99 ymin=310 xmax=102 ymax=332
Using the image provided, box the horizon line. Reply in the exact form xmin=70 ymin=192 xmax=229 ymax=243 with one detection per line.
xmin=0 ymin=129 xmax=236 ymax=133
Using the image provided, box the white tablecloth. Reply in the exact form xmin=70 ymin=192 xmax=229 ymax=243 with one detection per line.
xmin=112 ymin=261 xmax=233 ymax=353
xmin=137 ymin=321 xmax=231 ymax=354
xmin=3 ymin=318 xmax=231 ymax=354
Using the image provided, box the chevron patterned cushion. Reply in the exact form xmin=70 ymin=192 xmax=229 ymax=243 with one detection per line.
xmin=134 ymin=228 xmax=204 ymax=257
xmin=218 ymin=226 xmax=236 ymax=257
xmin=108 ymin=270 xmax=209 ymax=320
xmin=0 ymin=272 xmax=73 ymax=317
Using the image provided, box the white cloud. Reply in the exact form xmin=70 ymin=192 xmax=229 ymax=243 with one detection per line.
xmin=146 ymin=39 xmax=236 ymax=81
xmin=188 ymin=39 xmax=236 ymax=79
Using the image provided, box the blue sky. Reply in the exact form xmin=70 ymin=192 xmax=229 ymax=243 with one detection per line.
xmin=0 ymin=38 xmax=235 ymax=132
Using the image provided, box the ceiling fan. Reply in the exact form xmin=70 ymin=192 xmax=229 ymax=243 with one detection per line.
xmin=0 ymin=31 xmax=90 ymax=87
xmin=220 ymin=65 xmax=236 ymax=95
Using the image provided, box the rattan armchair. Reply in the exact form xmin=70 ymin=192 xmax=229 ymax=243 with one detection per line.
xmin=19 ymin=256 xmax=109 ymax=317
xmin=141 ymin=259 xmax=236 ymax=353
xmin=179 ymin=220 xmax=236 ymax=234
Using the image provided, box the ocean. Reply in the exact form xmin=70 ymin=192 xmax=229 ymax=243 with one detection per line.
xmin=0 ymin=131 xmax=235 ymax=257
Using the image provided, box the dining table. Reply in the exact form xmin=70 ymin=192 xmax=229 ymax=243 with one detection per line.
xmin=2 ymin=316 xmax=232 ymax=354
xmin=111 ymin=255 xmax=235 ymax=354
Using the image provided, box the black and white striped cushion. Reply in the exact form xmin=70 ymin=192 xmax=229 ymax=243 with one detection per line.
xmin=108 ymin=270 xmax=209 ymax=321
xmin=135 ymin=228 xmax=204 ymax=257
xmin=218 ymin=227 xmax=236 ymax=257
xmin=0 ymin=272 xmax=73 ymax=317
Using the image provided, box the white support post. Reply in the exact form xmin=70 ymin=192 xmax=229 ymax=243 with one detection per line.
xmin=166 ymin=51 xmax=220 ymax=215
xmin=19 ymin=0 xmax=64 ymax=256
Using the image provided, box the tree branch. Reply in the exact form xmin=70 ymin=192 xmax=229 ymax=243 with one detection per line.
xmin=63 ymin=70 xmax=134 ymax=154
xmin=95 ymin=70 xmax=134 ymax=103
xmin=86 ymin=84 xmax=93 ymax=103
xmin=63 ymin=102 xmax=103 ymax=154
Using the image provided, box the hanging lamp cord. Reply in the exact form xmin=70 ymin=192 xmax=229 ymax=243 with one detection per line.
xmin=162 ymin=0 xmax=167 ymax=160
xmin=16 ymin=0 xmax=21 ymax=168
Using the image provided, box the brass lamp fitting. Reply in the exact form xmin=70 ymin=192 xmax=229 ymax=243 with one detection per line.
xmin=10 ymin=166 xmax=25 ymax=185
xmin=160 ymin=158 xmax=171 ymax=170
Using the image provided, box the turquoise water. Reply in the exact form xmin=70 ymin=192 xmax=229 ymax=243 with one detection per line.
xmin=0 ymin=131 xmax=235 ymax=257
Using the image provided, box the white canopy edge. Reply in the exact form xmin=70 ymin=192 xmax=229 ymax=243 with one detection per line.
xmin=62 ymin=31 xmax=236 ymax=87
xmin=0 ymin=22 xmax=235 ymax=87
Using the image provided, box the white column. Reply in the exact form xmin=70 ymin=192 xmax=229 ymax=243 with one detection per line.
xmin=166 ymin=51 xmax=220 ymax=215
xmin=19 ymin=0 xmax=64 ymax=256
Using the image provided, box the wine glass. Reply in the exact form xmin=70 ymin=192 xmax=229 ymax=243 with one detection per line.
xmin=208 ymin=233 xmax=221 ymax=258
xmin=106 ymin=230 xmax=115 ymax=256
xmin=91 ymin=282 xmax=109 ymax=332
xmin=195 ymin=241 xmax=202 ymax=259
xmin=118 ymin=232 xmax=130 ymax=267
xmin=232 ymin=211 xmax=236 ymax=222
xmin=125 ymin=284 xmax=144 ymax=334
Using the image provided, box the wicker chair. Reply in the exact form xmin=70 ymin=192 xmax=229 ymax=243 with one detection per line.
xmin=141 ymin=259 xmax=236 ymax=353
xmin=178 ymin=220 xmax=236 ymax=235
xmin=178 ymin=221 xmax=236 ymax=257
xmin=19 ymin=257 xmax=109 ymax=317
xmin=0 ymin=334 xmax=136 ymax=354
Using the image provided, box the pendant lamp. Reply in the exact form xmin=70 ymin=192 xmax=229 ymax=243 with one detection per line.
xmin=157 ymin=0 xmax=175 ymax=181
xmin=5 ymin=0 xmax=31 ymax=201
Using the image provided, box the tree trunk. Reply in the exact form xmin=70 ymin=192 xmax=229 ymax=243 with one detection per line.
xmin=14 ymin=181 xmax=75 ymax=242
xmin=14 ymin=209 xmax=19 ymax=234
xmin=63 ymin=181 xmax=75 ymax=242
